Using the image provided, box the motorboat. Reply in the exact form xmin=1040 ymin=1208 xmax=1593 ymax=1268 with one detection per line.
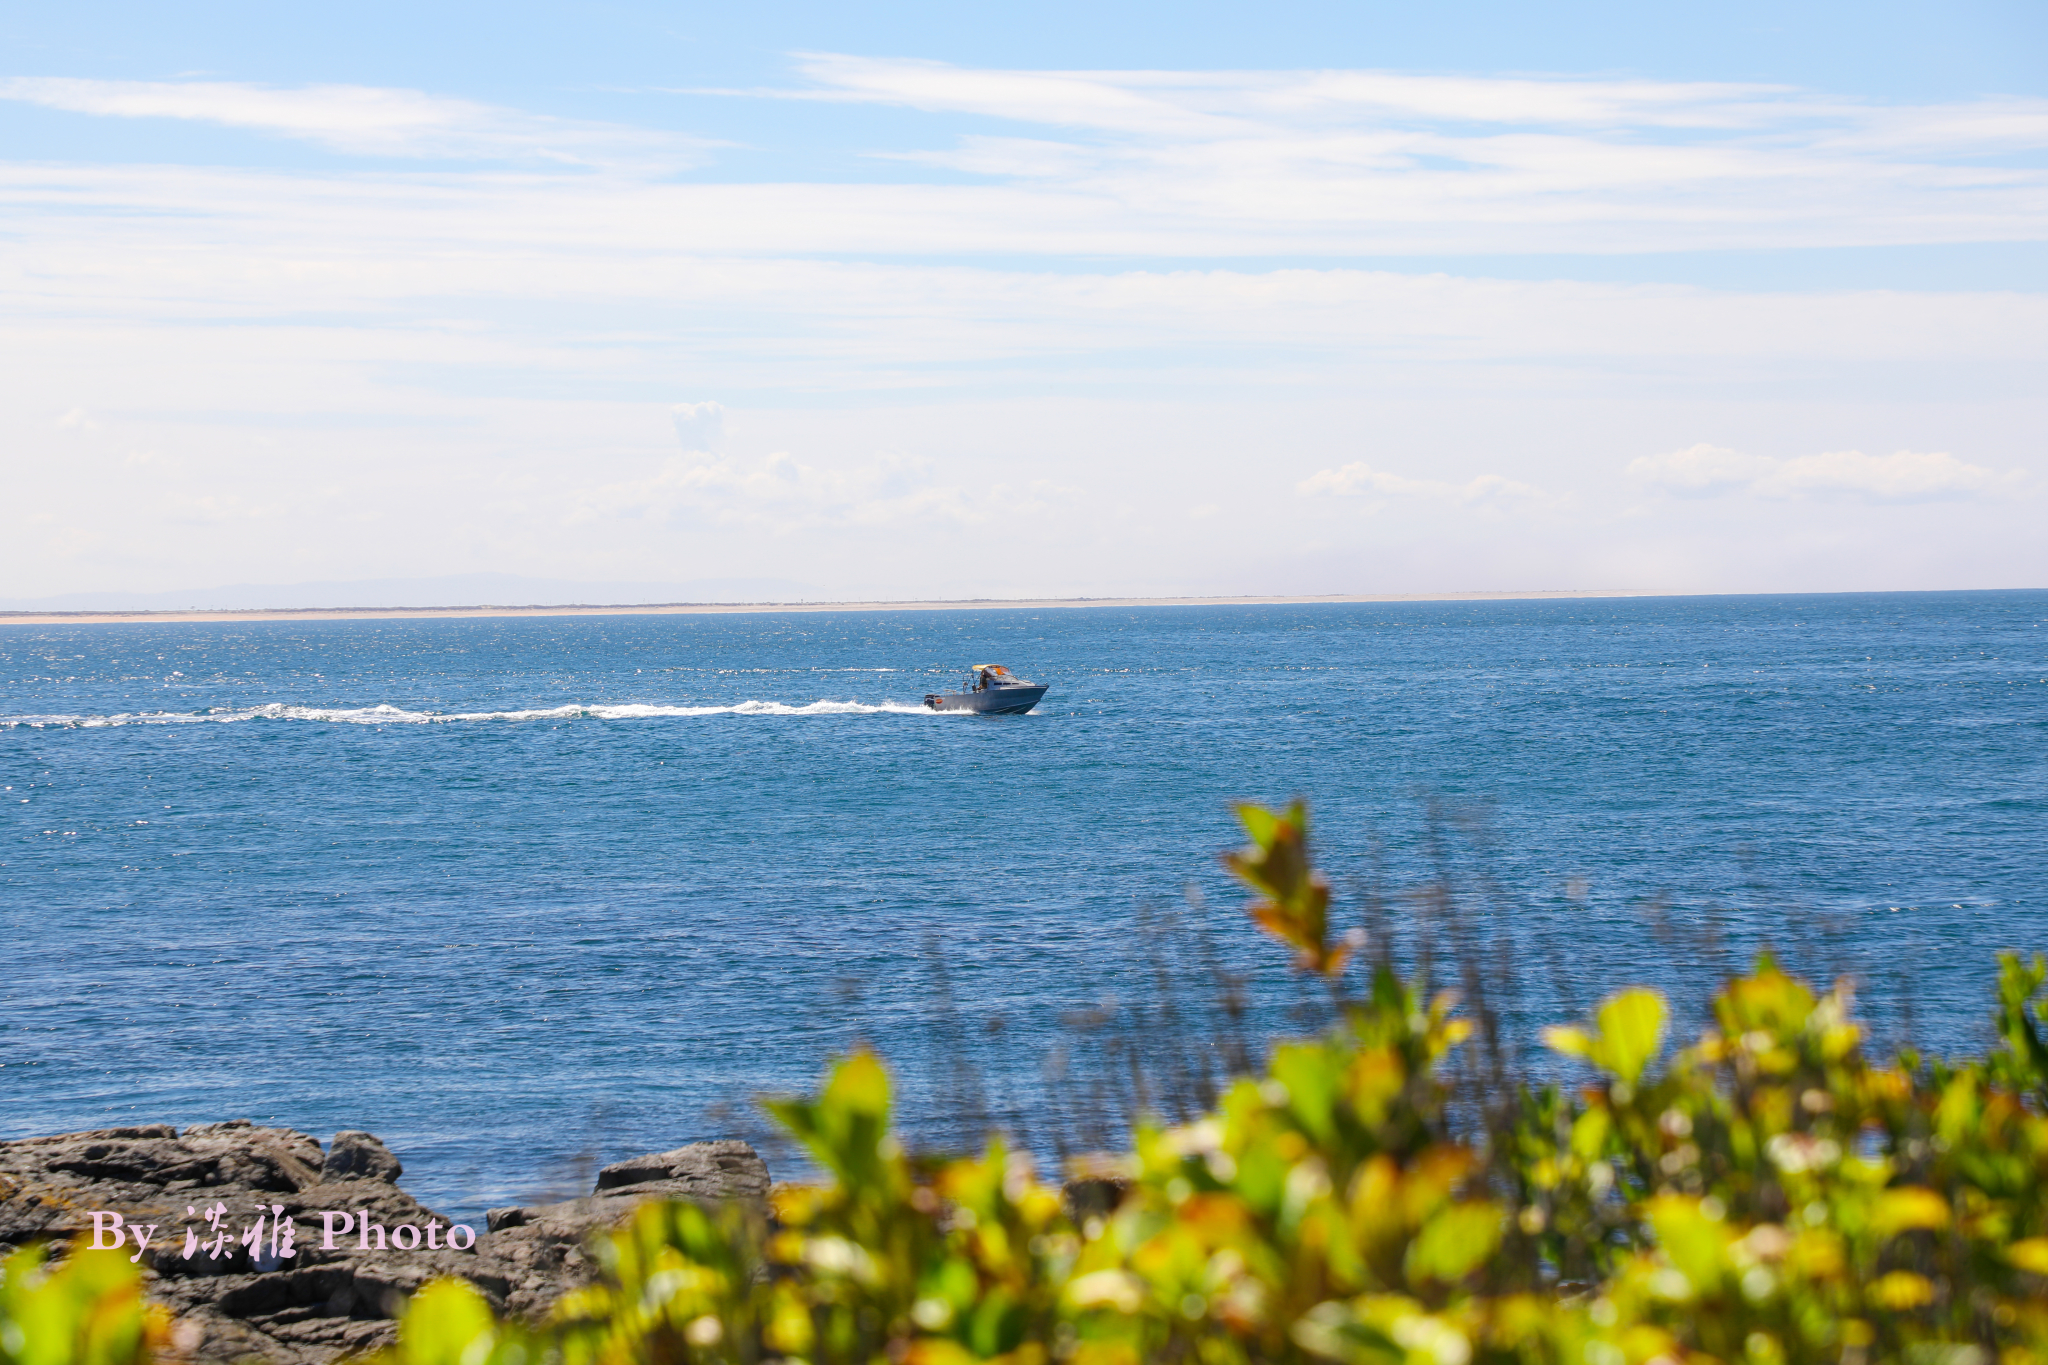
xmin=924 ymin=664 xmax=1048 ymax=715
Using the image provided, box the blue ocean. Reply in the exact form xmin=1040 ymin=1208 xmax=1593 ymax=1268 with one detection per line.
xmin=3 ymin=592 xmax=2044 ymax=1217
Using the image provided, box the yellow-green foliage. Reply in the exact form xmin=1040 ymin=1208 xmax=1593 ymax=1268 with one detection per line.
xmin=0 ymin=1246 xmax=162 ymax=1365
xmin=384 ymin=1279 xmax=542 ymax=1365
xmin=1519 ymin=955 xmax=2048 ymax=1365
xmin=387 ymin=806 xmax=2048 ymax=1365
xmin=552 ymin=1051 xmax=1074 ymax=1365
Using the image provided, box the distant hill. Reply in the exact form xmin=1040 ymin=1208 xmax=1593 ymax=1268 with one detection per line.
xmin=0 ymin=573 xmax=826 ymax=612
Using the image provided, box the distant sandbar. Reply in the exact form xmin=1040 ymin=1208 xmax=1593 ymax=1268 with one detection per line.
xmin=0 ymin=589 xmax=1673 ymax=627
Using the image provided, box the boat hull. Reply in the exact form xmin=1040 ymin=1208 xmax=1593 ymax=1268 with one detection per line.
xmin=924 ymin=685 xmax=1047 ymax=715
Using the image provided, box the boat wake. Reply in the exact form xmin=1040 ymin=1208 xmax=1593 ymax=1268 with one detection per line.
xmin=0 ymin=699 xmax=961 ymax=728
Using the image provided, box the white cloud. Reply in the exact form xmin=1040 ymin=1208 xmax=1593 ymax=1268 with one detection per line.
xmin=670 ymin=401 xmax=725 ymax=452
xmin=1298 ymin=462 xmax=1546 ymax=507
xmin=0 ymin=77 xmax=699 ymax=169
xmin=1628 ymin=444 xmax=2021 ymax=502
xmin=1621 ymin=444 xmax=1779 ymax=496
xmin=1761 ymin=449 xmax=2015 ymax=500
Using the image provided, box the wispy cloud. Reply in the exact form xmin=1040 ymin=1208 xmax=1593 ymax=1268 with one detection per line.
xmin=1628 ymin=444 xmax=2024 ymax=502
xmin=8 ymin=61 xmax=2048 ymax=253
xmin=781 ymin=56 xmax=1801 ymax=131
xmin=0 ymin=77 xmax=704 ymax=169
xmin=747 ymin=55 xmax=2048 ymax=254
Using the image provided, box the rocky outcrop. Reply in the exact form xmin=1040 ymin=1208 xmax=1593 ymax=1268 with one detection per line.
xmin=320 ymin=1133 xmax=403 ymax=1186
xmin=0 ymin=1122 xmax=770 ymax=1364
xmin=478 ymin=1139 xmax=773 ymax=1319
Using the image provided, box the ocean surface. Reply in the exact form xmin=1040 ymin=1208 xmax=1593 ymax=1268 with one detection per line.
xmin=3 ymin=591 xmax=2044 ymax=1217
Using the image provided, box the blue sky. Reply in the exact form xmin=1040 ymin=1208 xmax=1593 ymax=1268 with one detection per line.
xmin=11 ymin=0 xmax=2043 ymax=100
xmin=3 ymin=0 xmax=2044 ymax=601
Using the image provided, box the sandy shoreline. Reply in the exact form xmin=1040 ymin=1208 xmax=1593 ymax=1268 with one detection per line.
xmin=0 ymin=589 xmax=1676 ymax=626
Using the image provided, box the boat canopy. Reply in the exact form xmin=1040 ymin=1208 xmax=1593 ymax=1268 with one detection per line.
xmin=970 ymin=664 xmax=1013 ymax=676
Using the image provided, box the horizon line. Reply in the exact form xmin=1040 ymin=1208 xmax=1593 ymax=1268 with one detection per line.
xmin=4 ymin=585 xmax=2041 ymax=626
xmin=2 ymin=588 xmax=1674 ymax=625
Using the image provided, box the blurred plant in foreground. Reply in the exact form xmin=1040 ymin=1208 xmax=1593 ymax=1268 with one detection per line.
xmin=383 ymin=801 xmax=2048 ymax=1365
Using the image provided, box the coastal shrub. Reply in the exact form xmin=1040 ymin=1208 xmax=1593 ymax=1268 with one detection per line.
xmin=377 ymin=803 xmax=2048 ymax=1365
xmin=547 ymin=1056 xmax=1075 ymax=1365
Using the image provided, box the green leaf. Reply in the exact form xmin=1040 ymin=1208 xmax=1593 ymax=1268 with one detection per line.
xmin=1595 ymin=988 xmax=1667 ymax=1086
xmin=1994 ymin=951 xmax=2048 ymax=1097
xmin=764 ymin=1049 xmax=895 ymax=1186
xmin=1568 ymin=1106 xmax=1612 ymax=1162
xmin=394 ymin=1279 xmax=499 ymax=1365
xmin=1541 ymin=1025 xmax=1595 ymax=1061
xmin=1544 ymin=989 xmax=1666 ymax=1085
xmin=1227 ymin=801 xmax=1344 ymax=976
xmin=1235 ymin=802 xmax=1285 ymax=849
xmin=0 ymin=1245 xmax=157 ymax=1365
xmin=1404 ymin=1202 xmax=1504 ymax=1285
xmin=1644 ymin=1195 xmax=1729 ymax=1290
xmin=823 ymin=1049 xmax=892 ymax=1123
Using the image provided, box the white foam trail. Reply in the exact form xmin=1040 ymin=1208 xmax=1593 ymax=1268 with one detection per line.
xmin=0 ymin=699 xmax=961 ymax=728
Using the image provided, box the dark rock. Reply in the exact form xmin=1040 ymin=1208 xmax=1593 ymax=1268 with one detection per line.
xmin=321 ymin=1132 xmax=402 ymax=1184
xmin=0 ymin=1123 xmax=771 ymax=1365
xmin=593 ymin=1140 xmax=771 ymax=1202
